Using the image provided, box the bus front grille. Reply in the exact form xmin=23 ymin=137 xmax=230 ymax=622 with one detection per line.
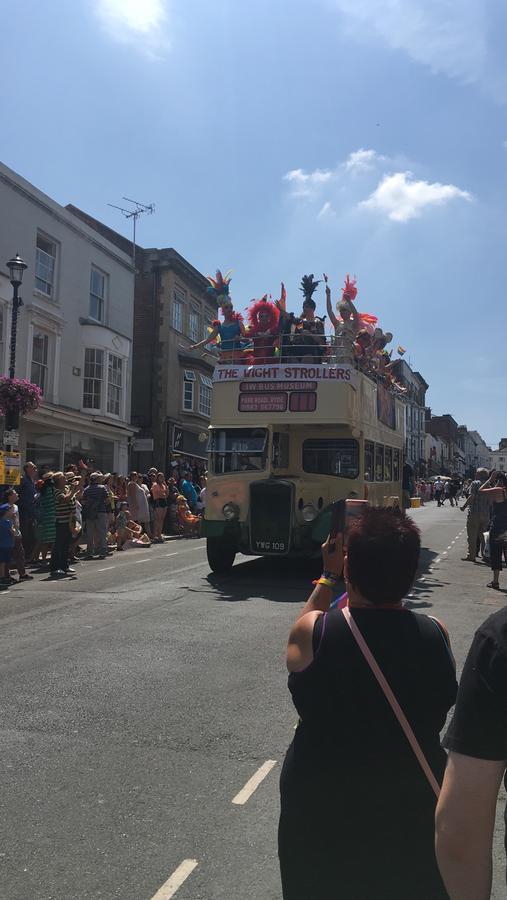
xmin=249 ymin=481 xmax=292 ymax=555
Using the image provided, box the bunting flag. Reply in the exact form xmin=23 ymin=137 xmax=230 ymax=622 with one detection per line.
xmin=397 ymin=345 xmax=406 ymax=356
xmin=279 ymin=282 xmax=287 ymax=311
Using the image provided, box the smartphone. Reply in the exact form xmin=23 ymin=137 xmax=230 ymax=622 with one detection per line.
xmin=344 ymin=499 xmax=369 ymax=535
xmin=329 ymin=499 xmax=346 ymax=538
xmin=329 ymin=498 xmax=368 ymax=539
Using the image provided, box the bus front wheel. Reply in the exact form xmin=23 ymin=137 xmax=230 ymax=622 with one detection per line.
xmin=206 ymin=536 xmax=236 ymax=573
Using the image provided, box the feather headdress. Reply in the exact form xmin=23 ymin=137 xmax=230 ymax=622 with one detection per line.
xmin=206 ymin=269 xmax=232 ymax=302
xmin=342 ymin=274 xmax=357 ymax=301
xmin=247 ymin=296 xmax=279 ymax=333
xmin=299 ymin=274 xmax=321 ymax=303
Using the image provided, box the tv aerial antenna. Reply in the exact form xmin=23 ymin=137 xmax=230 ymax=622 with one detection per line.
xmin=107 ymin=197 xmax=155 ymax=271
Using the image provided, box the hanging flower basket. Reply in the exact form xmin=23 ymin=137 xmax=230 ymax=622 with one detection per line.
xmin=0 ymin=377 xmax=42 ymax=416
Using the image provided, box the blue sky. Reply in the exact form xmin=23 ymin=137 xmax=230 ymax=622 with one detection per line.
xmin=2 ymin=0 xmax=506 ymax=446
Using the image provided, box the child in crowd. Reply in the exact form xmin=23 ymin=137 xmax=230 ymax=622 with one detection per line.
xmin=0 ymin=503 xmax=15 ymax=588
xmin=5 ymin=489 xmax=34 ymax=582
xmin=176 ymin=495 xmax=201 ymax=537
xmin=116 ymin=502 xmax=144 ymax=549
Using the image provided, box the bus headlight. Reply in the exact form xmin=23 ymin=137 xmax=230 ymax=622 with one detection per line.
xmin=222 ymin=502 xmax=239 ymax=521
xmin=302 ymin=504 xmax=317 ymax=522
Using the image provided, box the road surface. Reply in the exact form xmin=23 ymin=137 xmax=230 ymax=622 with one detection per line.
xmin=1 ymin=504 xmax=506 ymax=899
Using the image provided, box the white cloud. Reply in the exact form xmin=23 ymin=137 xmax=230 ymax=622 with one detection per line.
xmin=344 ymin=148 xmax=384 ymax=172
xmin=95 ymin=0 xmax=170 ymax=56
xmin=333 ymin=0 xmax=490 ymax=89
xmin=318 ymin=201 xmax=335 ymax=218
xmin=360 ymin=171 xmax=472 ymax=222
xmin=283 ymin=168 xmax=333 ymax=197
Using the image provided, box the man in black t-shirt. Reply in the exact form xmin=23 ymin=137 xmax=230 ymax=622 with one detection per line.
xmin=435 ymin=607 xmax=507 ymax=898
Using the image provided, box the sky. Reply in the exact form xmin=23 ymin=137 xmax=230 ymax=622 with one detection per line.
xmin=1 ymin=0 xmax=506 ymax=446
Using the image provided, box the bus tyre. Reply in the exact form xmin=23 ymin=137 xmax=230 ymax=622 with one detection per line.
xmin=207 ymin=536 xmax=236 ymax=573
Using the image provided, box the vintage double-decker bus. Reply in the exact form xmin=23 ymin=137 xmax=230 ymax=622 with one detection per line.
xmin=202 ymin=341 xmax=405 ymax=572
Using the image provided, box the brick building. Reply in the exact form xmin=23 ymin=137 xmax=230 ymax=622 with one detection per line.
xmin=67 ymin=207 xmax=217 ymax=472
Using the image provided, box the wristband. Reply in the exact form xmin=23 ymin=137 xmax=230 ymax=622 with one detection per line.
xmin=312 ymin=573 xmax=338 ymax=588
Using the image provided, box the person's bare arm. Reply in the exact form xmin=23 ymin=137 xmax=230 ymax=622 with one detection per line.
xmin=325 ymin=284 xmax=338 ymax=328
xmin=435 ymin=752 xmax=505 ymax=900
xmin=190 ymin=327 xmax=219 ymax=350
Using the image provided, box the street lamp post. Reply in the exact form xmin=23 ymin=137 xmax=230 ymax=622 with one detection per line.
xmin=6 ymin=254 xmax=27 ymax=381
xmin=5 ymin=254 xmax=27 ymax=436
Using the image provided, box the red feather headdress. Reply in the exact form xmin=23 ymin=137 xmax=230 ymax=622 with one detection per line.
xmin=342 ymin=274 xmax=358 ymax=301
xmin=247 ymin=296 xmax=279 ymax=334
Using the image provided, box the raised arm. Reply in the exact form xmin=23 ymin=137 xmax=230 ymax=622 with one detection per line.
xmin=189 ymin=326 xmax=219 ymax=351
xmin=324 ymin=276 xmax=338 ymax=328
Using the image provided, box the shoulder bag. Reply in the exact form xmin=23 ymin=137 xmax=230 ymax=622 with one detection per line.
xmin=342 ymin=606 xmax=440 ymax=798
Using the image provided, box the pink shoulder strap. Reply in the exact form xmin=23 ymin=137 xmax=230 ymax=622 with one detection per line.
xmin=342 ymin=606 xmax=440 ymax=798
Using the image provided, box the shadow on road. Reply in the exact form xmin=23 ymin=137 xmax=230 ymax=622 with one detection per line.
xmin=206 ymin=545 xmax=446 ymax=610
xmin=207 ymin=556 xmax=323 ymax=604
xmin=404 ymin=546 xmax=444 ymax=610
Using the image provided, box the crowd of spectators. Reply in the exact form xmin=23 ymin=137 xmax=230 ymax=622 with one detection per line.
xmin=0 ymin=460 xmax=207 ymax=585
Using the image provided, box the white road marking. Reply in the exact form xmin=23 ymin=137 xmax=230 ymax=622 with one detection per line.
xmin=151 ymin=859 xmax=198 ymax=899
xmin=133 ymin=558 xmax=151 ymax=565
xmin=97 ymin=566 xmax=115 ymax=572
xmin=435 ymin=558 xmax=441 ymax=563
xmin=232 ymin=760 xmax=277 ymax=805
xmin=164 ymin=553 xmax=178 ymax=558
xmin=164 ymin=547 xmax=204 ymax=557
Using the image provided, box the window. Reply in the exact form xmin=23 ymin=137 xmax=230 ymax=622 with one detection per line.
xmin=35 ymin=233 xmax=56 ymax=296
xmin=302 ymin=439 xmax=359 ymax=479
xmin=204 ymin=315 xmax=214 ymax=341
xmin=375 ymin=444 xmax=384 ymax=481
xmin=90 ymin=268 xmax=106 ymax=322
xmin=83 ymin=348 xmax=104 ymax=409
xmin=272 ymin=432 xmax=289 ymax=468
xmin=210 ymin=428 xmax=267 ymax=474
xmin=364 ymin=441 xmax=374 ymax=481
xmin=384 ymin=446 xmax=393 ymax=482
xmin=393 ymin=449 xmax=400 ymax=483
xmin=31 ymin=331 xmax=49 ymax=393
xmin=189 ymin=303 xmax=200 ymax=342
xmin=198 ymin=375 xmax=213 ymax=417
xmin=172 ymin=289 xmax=185 ymax=332
xmin=183 ymin=370 xmax=195 ymax=411
xmin=107 ymin=353 xmax=123 ymax=416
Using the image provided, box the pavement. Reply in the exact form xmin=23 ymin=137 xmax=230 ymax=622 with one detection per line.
xmin=1 ymin=504 xmax=506 ymax=900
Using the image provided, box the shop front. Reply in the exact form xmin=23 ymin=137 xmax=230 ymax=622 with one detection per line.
xmin=20 ymin=404 xmax=133 ymax=474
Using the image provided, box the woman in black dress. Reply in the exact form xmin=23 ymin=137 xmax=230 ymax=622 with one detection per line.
xmin=279 ymin=507 xmax=457 ymax=900
xmin=479 ymin=470 xmax=507 ymax=590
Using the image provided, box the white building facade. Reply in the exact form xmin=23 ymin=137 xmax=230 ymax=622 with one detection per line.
xmin=0 ymin=162 xmax=135 ymax=472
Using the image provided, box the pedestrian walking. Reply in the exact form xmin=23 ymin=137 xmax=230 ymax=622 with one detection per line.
xmin=461 ymin=467 xmax=491 ymax=562
xmin=18 ymin=461 xmax=38 ymax=559
xmin=279 ymin=507 xmax=457 ymax=900
xmin=479 ymin=470 xmax=507 ymax=590
xmin=442 ymin=480 xmax=452 ymax=506
xmin=82 ymin=472 xmax=111 ymax=559
xmin=434 ymin=476 xmax=444 ymax=506
xmin=436 ymin=606 xmax=507 ymax=898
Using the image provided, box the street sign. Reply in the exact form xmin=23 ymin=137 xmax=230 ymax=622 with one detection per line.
xmin=4 ymin=451 xmax=21 ymax=485
xmin=3 ymin=429 xmax=19 ymax=449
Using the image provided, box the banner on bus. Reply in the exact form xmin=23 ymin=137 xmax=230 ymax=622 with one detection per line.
xmin=213 ymin=364 xmax=356 ymax=385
